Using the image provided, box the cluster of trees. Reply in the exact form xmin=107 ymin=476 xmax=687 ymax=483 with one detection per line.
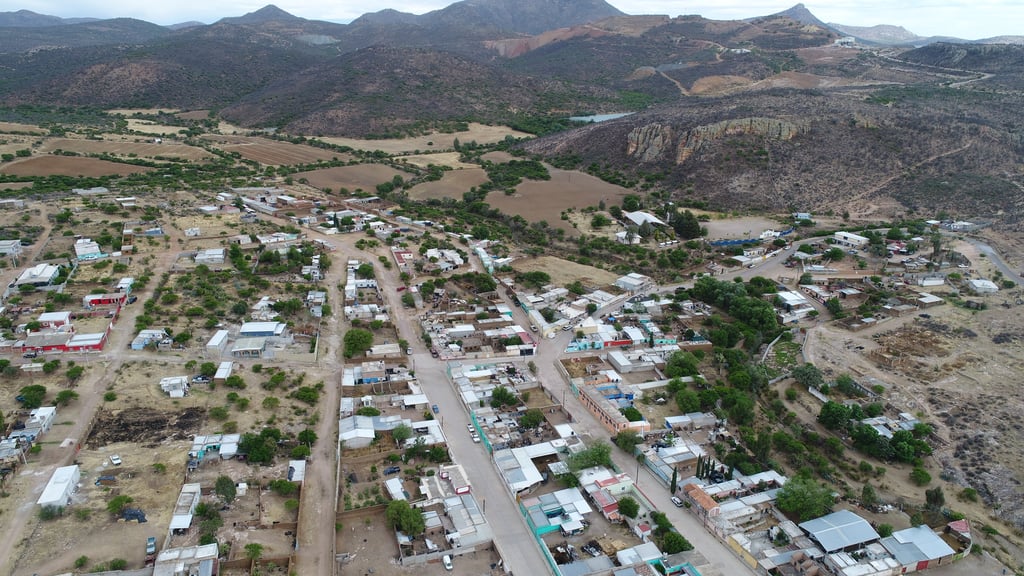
xmin=481 ymin=159 xmax=550 ymax=192
xmin=818 ymin=401 xmax=932 ymax=463
xmin=649 ymin=511 xmax=694 ymax=554
xmin=776 ymin=474 xmax=835 ymax=521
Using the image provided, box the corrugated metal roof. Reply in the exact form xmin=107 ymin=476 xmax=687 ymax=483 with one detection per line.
xmin=800 ymin=509 xmax=880 ymax=552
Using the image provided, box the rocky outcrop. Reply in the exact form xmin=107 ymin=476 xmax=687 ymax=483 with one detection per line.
xmin=626 ymin=117 xmax=807 ymax=164
xmin=626 ymin=123 xmax=674 ymax=163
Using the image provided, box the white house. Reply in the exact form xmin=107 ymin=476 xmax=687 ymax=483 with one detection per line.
xmin=160 ymin=376 xmax=190 ymax=398
xmin=615 ymin=231 xmax=641 ymax=245
xmin=194 ymin=248 xmax=226 ymax=265
xmin=206 ymin=330 xmax=229 ymax=355
xmin=833 ymin=231 xmax=869 ymax=249
xmin=968 ymin=279 xmax=999 ymax=294
xmin=0 ymin=240 xmax=22 ymax=257
xmin=37 ymin=465 xmax=80 ymax=508
xmin=15 ymin=263 xmax=60 ymax=287
xmin=615 ymin=272 xmax=653 ymax=293
xmin=74 ymin=238 xmax=103 ymax=260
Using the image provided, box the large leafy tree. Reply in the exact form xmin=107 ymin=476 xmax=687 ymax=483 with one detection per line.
xmin=776 ymin=475 xmax=834 ymax=521
xmin=386 ymin=500 xmax=425 ymax=536
xmin=343 ymin=328 xmax=374 ymax=358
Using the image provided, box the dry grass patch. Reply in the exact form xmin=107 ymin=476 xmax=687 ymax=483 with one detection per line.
xmin=407 ymin=168 xmax=489 ymax=201
xmin=512 ymin=256 xmax=619 ymax=287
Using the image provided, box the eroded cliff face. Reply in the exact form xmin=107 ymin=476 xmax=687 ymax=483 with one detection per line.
xmin=626 ymin=117 xmax=808 ymax=164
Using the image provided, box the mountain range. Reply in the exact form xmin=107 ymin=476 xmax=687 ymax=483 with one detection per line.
xmin=0 ymin=0 xmax=1021 ymax=227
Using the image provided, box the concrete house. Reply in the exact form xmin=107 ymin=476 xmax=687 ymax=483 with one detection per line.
xmin=37 ymin=465 xmax=80 ymax=508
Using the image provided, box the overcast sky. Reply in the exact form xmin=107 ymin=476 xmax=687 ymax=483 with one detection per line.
xmin=7 ymin=1 xmax=1022 ymax=39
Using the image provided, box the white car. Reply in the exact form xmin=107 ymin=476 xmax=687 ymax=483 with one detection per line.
xmin=442 ymin=555 xmax=453 ymax=570
xmin=471 ymin=434 xmax=481 ymax=443
xmin=109 ymin=454 xmax=123 ymax=466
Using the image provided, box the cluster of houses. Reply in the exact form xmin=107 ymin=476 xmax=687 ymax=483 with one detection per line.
xmin=0 ymin=275 xmax=134 ymax=355
xmin=421 ymin=304 xmax=536 ymax=359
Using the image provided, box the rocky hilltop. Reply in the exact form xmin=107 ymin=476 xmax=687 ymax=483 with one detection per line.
xmin=626 ymin=117 xmax=808 ymax=164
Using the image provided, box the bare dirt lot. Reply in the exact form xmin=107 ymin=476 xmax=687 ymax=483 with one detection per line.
xmin=702 ymin=215 xmax=784 ymax=239
xmin=802 ymin=299 xmax=1024 ymax=535
xmin=295 ymin=164 xmax=405 ymax=193
xmin=0 ymin=156 xmax=154 ymax=177
xmin=318 ymin=123 xmax=530 ymax=154
xmin=486 ymin=168 xmax=630 ymax=230
xmin=12 ymin=441 xmax=188 ymax=576
xmin=407 ymin=169 xmax=489 ymax=201
xmin=201 ymin=135 xmax=347 ymax=165
xmin=512 ymin=256 xmax=620 ymax=287
xmin=38 ymin=138 xmax=213 ymax=162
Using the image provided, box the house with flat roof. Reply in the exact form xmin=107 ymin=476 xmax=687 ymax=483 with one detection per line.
xmin=239 ymin=321 xmax=286 ymax=338
xmin=0 ymin=239 xmax=22 ymax=257
xmin=152 ymin=543 xmax=218 ymax=576
xmin=833 ymin=231 xmax=869 ymax=249
xmin=169 ymin=483 xmax=202 ymax=535
xmin=14 ymin=263 xmax=60 ymax=287
xmin=194 ymin=248 xmax=225 ymax=265
xmin=37 ymin=464 xmax=80 ymax=508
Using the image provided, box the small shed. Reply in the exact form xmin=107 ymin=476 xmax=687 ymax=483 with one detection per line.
xmin=37 ymin=465 xmax=80 ymax=508
xmin=288 ymin=460 xmax=306 ymax=483
xmin=214 ymin=361 xmax=234 ymax=383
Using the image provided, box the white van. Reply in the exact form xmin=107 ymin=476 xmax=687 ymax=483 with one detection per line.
xmin=442 ymin=555 xmax=453 ymax=570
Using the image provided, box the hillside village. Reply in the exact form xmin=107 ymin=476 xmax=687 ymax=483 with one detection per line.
xmin=0 ymin=2 xmax=1020 ymax=576
xmin=0 ymin=165 xmax=1018 ymax=576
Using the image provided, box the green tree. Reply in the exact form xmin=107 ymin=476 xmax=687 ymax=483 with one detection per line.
xmin=620 ymin=406 xmax=643 ymax=421
xmin=818 ymin=401 xmax=851 ymax=431
xmin=107 ymin=495 xmax=134 ymax=515
xmin=17 ymin=385 xmax=47 ymax=409
xmin=343 ymin=328 xmax=374 ymax=358
xmin=391 ymin=424 xmax=413 ymax=447
xmin=660 ymin=531 xmax=694 ymax=554
xmin=877 ymin=523 xmax=894 ymax=537
xmin=490 ymin=385 xmax=518 ymax=408
xmin=792 ymin=363 xmax=824 ymax=389
xmin=776 ymin=475 xmax=834 ymax=521
xmin=66 ymin=365 xmax=85 ymax=382
xmin=673 ymin=210 xmax=702 ymax=239
xmin=215 ymin=475 xmax=236 ymax=504
xmin=55 ymin=389 xmax=79 ymax=406
xmin=520 ymin=408 xmax=544 ymax=429
xmin=385 ymin=500 xmax=425 ymax=536
xmin=245 ymin=543 xmax=264 ymax=561
xmin=567 ymin=442 xmax=613 ymax=472
xmin=614 ymin=430 xmax=643 ymax=453
xmin=617 ymin=496 xmax=640 ymax=519
xmin=298 ymin=429 xmax=318 ymax=445
xmin=861 ymin=483 xmax=878 ymax=507
xmin=910 ymin=467 xmax=932 ymax=486
xmin=199 ymin=362 xmax=217 ymax=376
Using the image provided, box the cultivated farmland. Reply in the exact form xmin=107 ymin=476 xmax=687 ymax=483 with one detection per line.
xmin=407 ymin=168 xmax=489 ymax=201
xmin=294 ymin=164 xmax=405 ymax=192
xmin=200 ymin=135 xmax=346 ymax=165
xmin=486 ymin=167 xmax=631 ymax=229
xmin=38 ymin=138 xmax=213 ymax=162
xmin=0 ymin=156 xmax=154 ymax=177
